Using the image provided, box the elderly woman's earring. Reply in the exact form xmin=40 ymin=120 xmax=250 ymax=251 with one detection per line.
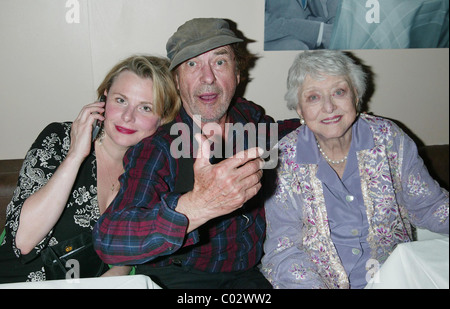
xmin=300 ymin=117 xmax=305 ymax=125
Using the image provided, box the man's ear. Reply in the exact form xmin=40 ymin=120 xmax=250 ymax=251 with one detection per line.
xmin=173 ymin=70 xmax=180 ymax=91
xmin=176 ymin=75 xmax=180 ymax=90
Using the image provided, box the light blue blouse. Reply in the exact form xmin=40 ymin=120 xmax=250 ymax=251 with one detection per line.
xmin=261 ymin=114 xmax=449 ymax=289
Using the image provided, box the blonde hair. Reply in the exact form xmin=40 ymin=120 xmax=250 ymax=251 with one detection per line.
xmin=97 ymin=55 xmax=180 ymax=124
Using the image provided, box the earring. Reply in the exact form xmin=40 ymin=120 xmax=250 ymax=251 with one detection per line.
xmin=97 ymin=128 xmax=106 ymax=144
xmin=300 ymin=118 xmax=305 ymax=125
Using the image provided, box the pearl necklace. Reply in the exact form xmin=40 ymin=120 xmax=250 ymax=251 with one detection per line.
xmin=316 ymin=141 xmax=348 ymax=165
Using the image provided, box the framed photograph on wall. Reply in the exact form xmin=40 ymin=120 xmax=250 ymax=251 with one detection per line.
xmin=264 ymin=0 xmax=449 ymax=50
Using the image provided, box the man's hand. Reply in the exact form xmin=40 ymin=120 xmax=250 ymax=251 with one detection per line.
xmin=176 ymin=133 xmax=264 ymax=233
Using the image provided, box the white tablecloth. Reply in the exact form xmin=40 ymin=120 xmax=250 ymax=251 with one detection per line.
xmin=0 ymin=274 xmax=161 ymax=289
xmin=365 ymin=237 xmax=449 ymax=289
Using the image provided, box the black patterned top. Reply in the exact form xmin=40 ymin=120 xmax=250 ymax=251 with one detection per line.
xmin=0 ymin=122 xmax=103 ymax=283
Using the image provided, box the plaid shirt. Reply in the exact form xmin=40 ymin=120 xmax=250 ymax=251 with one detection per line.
xmin=93 ymin=98 xmax=299 ymax=272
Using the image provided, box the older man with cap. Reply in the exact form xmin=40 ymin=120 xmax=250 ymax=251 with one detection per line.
xmin=93 ymin=18 xmax=299 ymax=289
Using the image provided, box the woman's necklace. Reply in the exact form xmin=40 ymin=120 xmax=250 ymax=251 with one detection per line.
xmin=97 ymin=143 xmax=120 ymax=192
xmin=316 ymin=141 xmax=348 ymax=165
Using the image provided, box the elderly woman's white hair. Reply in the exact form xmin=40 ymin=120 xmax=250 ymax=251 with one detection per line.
xmin=285 ymin=50 xmax=367 ymax=111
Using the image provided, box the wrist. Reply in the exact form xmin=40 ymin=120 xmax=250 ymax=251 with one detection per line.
xmin=176 ymin=192 xmax=209 ymax=233
xmin=65 ymin=149 xmax=88 ymax=166
xmin=61 ymin=152 xmax=87 ymax=173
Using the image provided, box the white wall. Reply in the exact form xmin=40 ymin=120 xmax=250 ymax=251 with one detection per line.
xmin=0 ymin=0 xmax=448 ymax=159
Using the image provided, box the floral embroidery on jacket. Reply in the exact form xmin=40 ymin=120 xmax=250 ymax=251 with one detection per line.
xmin=263 ymin=114 xmax=449 ymax=289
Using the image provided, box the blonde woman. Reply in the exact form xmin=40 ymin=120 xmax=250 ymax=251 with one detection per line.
xmin=0 ymin=55 xmax=180 ymax=282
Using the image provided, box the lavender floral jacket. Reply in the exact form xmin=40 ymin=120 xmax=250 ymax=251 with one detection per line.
xmin=261 ymin=114 xmax=449 ymax=289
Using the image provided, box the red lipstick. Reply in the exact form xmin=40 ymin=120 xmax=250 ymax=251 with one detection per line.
xmin=115 ymin=125 xmax=137 ymax=134
xmin=321 ymin=116 xmax=342 ymax=124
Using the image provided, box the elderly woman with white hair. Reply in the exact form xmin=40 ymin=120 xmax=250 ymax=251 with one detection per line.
xmin=261 ymin=50 xmax=449 ymax=289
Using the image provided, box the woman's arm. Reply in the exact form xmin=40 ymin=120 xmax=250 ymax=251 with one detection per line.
xmin=397 ymin=132 xmax=449 ymax=234
xmin=101 ymin=266 xmax=133 ymax=277
xmin=16 ymin=154 xmax=86 ymax=254
xmin=261 ymin=180 xmax=327 ymax=289
xmin=15 ymin=102 xmax=105 ymax=254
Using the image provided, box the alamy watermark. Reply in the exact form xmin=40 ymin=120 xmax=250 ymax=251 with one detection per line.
xmin=65 ymin=258 xmax=80 ymax=283
xmin=65 ymin=0 xmax=80 ymax=24
xmin=169 ymin=115 xmax=279 ymax=169
xmin=65 ymin=0 xmax=381 ymax=25
xmin=366 ymin=0 xmax=381 ymax=24
xmin=365 ymin=258 xmax=381 ymax=284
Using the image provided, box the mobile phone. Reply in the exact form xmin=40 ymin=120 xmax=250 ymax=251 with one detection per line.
xmin=92 ymin=95 xmax=106 ymax=141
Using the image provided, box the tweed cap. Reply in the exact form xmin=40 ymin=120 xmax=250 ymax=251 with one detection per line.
xmin=166 ymin=18 xmax=243 ymax=70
